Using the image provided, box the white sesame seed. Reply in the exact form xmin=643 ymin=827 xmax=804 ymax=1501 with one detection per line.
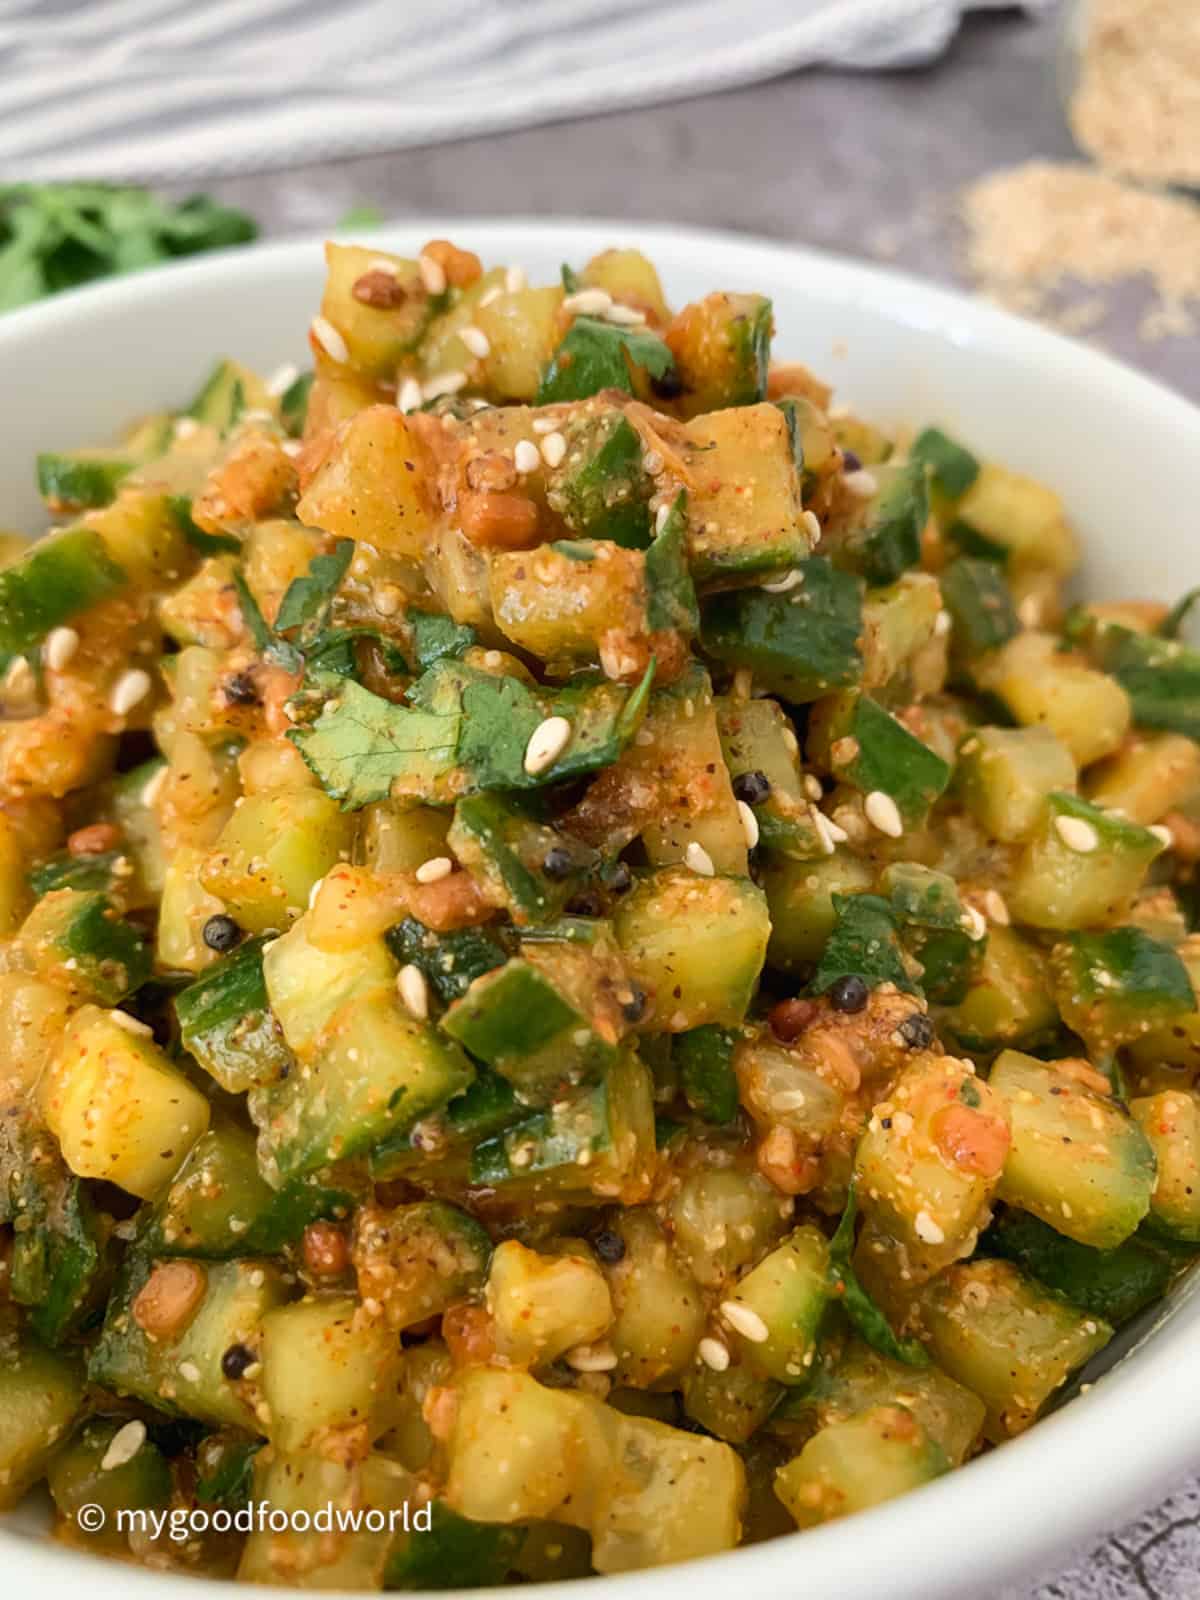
xmin=961 ymin=905 xmax=988 ymax=942
xmin=1149 ymin=823 xmax=1174 ymax=847
xmin=365 ymin=257 xmax=399 ymax=277
xmin=1054 ymin=814 xmax=1100 ymax=853
xmin=983 ymin=889 xmax=1010 ymax=926
xmin=109 ymin=1009 xmax=154 ymax=1038
xmin=460 ymin=325 xmax=490 ymax=360
xmin=563 ymin=288 xmax=612 ymax=316
xmin=523 ymin=715 xmax=572 ymax=776
xmin=914 ymin=1210 xmax=946 ymax=1246
xmin=761 ymin=569 xmax=804 ymax=594
xmin=540 ymin=431 xmax=567 ymax=469
xmin=934 ymin=609 xmax=953 ymax=637
xmin=422 ymin=370 xmax=467 ymax=401
xmin=281 ymin=439 xmax=303 ymax=458
xmin=141 ymin=765 xmax=168 ymax=808
xmin=802 ymin=509 xmax=822 ymax=540
xmin=643 ymin=449 xmax=664 ymax=476
xmin=564 ymin=1341 xmax=618 ymax=1373
xmin=398 ymin=963 xmax=430 ymax=1021
xmin=605 ymin=303 xmax=646 ymax=326
xmin=44 ymin=626 xmax=79 ymax=672
xmin=109 ymin=667 xmax=152 ymax=717
xmin=397 ymin=375 xmax=424 ymax=413
xmin=804 ymin=775 xmax=824 ymax=801
xmin=506 ymin=265 xmax=527 ymax=293
xmin=418 ymin=253 xmax=447 ymax=295
xmin=373 ymin=582 xmax=403 ymax=617
xmin=3 ymin=656 xmax=35 ymax=700
xmin=738 ymin=800 xmax=760 ymax=850
xmin=843 ymin=468 xmax=879 ymax=499
xmin=267 ymin=362 xmax=300 ymax=396
xmin=531 ymin=416 xmax=558 ymax=435
xmin=721 ymin=1301 xmax=770 ymax=1343
xmin=698 ymin=1337 xmax=731 ymax=1372
xmin=514 ymin=439 xmax=541 ymax=475
xmin=100 ymin=1420 xmax=146 ymax=1473
xmin=173 ymin=416 xmax=200 ymax=441
xmin=415 ymin=855 xmax=454 ymax=884
xmin=823 ymin=813 xmax=851 ymax=844
xmin=772 ymin=1088 xmax=809 ymax=1111
xmin=655 ymin=502 xmax=672 ymax=535
xmin=178 ymin=1360 xmax=202 ymax=1383
xmin=685 ymin=841 xmax=716 ymax=877
xmin=864 ymin=790 xmax=904 ymax=838
xmin=307 ymin=875 xmax=326 ymax=910
xmin=812 ymin=808 xmax=839 ymax=856
xmin=478 ymin=286 xmax=503 ymax=310
xmin=310 ymin=315 xmax=349 ymax=364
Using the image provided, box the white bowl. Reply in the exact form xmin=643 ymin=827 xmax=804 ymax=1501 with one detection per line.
xmin=3 ymin=219 xmax=1200 ymax=1600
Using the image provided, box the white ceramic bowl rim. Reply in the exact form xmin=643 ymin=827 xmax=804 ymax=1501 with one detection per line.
xmin=2 ymin=217 xmax=1200 ymax=1600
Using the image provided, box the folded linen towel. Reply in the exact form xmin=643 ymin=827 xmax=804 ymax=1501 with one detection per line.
xmin=0 ymin=0 xmax=1052 ymax=183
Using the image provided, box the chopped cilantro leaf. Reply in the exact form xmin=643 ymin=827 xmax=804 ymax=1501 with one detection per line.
xmin=274 ymin=539 xmax=354 ymax=635
xmin=810 ymin=894 xmax=919 ymax=997
xmin=536 ymin=316 xmax=676 ymax=404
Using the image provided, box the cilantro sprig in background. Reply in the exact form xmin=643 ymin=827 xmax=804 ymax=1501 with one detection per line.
xmin=0 ymin=185 xmax=257 ymax=314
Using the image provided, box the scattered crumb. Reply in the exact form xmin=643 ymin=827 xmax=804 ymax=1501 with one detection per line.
xmin=1070 ymin=0 xmax=1200 ymax=187
xmin=960 ymin=160 xmax=1200 ymax=340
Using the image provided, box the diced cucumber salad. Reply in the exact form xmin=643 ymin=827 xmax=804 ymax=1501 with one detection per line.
xmin=3 ymin=235 xmax=1200 ymax=1587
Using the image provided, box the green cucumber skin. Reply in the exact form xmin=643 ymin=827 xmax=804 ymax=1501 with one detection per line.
xmin=676 ymin=1026 xmax=739 ymax=1124
xmin=701 ymin=558 xmax=864 ymax=702
xmin=940 ymin=557 xmax=1019 ymax=655
xmin=175 ymin=937 xmax=292 ymax=1092
xmin=37 ymin=454 xmax=135 ymax=511
xmin=441 ymin=960 xmax=578 ymax=1063
xmin=0 ymin=527 xmax=126 ymax=665
xmin=980 ymin=1208 xmax=1172 ymax=1326
xmin=552 ymin=412 xmax=652 ymax=550
xmin=910 ymin=428 xmax=980 ymax=499
xmin=63 ymin=893 xmax=151 ymax=1005
xmin=386 ymin=919 xmax=509 ymax=1005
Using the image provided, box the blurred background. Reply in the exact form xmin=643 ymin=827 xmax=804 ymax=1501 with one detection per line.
xmin=2 ymin=0 xmax=1199 ymax=1594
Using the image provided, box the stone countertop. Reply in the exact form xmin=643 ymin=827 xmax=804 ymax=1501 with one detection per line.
xmin=166 ymin=11 xmax=1200 ymax=1596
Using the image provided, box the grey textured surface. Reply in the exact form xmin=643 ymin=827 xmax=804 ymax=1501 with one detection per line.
xmin=162 ymin=10 xmax=1200 ymax=1594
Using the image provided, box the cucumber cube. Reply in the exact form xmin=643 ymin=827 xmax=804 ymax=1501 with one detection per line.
xmin=176 ymin=935 xmax=293 ymax=1092
xmin=261 ymin=1295 xmax=403 ymax=1452
xmin=917 ymin=1259 xmax=1110 ymax=1439
xmin=1008 ymin=792 xmax=1164 ymax=930
xmin=990 ymin=1050 xmax=1156 ymax=1248
xmin=1050 ymin=927 xmax=1196 ymax=1052
xmin=0 ymin=1335 xmax=85 ymax=1508
xmin=723 ymin=1224 xmax=830 ymax=1383
xmin=20 ymin=888 xmax=150 ymax=1005
xmin=808 ymin=690 xmax=951 ymax=827
xmin=614 ymin=867 xmax=770 ymax=1030
xmin=201 ymin=789 xmax=355 ymax=934
xmin=1132 ymin=1091 xmax=1200 ymax=1244
xmin=954 ymin=724 xmax=1077 ymax=843
xmin=775 ymin=1405 xmax=948 ymax=1528
xmin=42 ymin=1005 xmax=211 ymax=1199
xmin=701 ymin=558 xmax=863 ymax=702
xmin=89 ymin=1257 xmax=288 ymax=1429
xmin=252 ymin=986 xmax=474 ymax=1180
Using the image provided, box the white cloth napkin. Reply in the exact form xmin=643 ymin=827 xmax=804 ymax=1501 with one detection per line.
xmin=0 ymin=0 xmax=1052 ymax=183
